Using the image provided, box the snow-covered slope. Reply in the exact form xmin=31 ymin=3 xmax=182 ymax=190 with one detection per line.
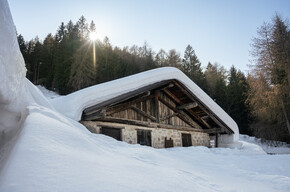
xmin=1 ymin=105 xmax=290 ymax=192
xmin=51 ymin=67 xmax=239 ymax=144
xmin=0 ymin=0 xmax=52 ymax=169
xmin=36 ymin=85 xmax=60 ymax=99
xmin=240 ymin=134 xmax=290 ymax=154
xmin=1 ymin=1 xmax=290 ymax=191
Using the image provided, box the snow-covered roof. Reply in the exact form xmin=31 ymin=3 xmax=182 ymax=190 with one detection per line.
xmin=51 ymin=67 xmax=239 ymax=143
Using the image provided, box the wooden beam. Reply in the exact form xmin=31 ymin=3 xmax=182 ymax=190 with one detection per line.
xmin=172 ymin=80 xmax=234 ymax=134
xmin=177 ymin=102 xmax=198 ymax=110
xmin=131 ymin=106 xmax=156 ymax=122
xmin=160 ymin=113 xmax=178 ymax=122
xmin=158 ymin=97 xmax=202 ymax=129
xmin=82 ymin=109 xmax=106 ymax=121
xmin=161 ymin=83 xmax=174 ymax=91
xmin=92 ymin=117 xmax=206 ymax=133
xmin=155 ymin=91 xmax=160 ymax=123
xmin=106 ymin=95 xmax=154 ymax=116
xmin=162 ymin=89 xmax=181 ymax=103
xmin=203 ymin=128 xmax=221 ymax=134
xmin=162 ymin=83 xmax=212 ymax=129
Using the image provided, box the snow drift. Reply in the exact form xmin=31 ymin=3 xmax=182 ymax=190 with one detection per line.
xmin=1 ymin=1 xmax=290 ymax=191
xmin=0 ymin=0 xmax=52 ymax=169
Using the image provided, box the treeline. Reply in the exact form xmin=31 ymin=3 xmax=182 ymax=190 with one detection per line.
xmin=249 ymin=15 xmax=290 ymax=142
xmin=17 ymin=15 xmax=289 ymax=142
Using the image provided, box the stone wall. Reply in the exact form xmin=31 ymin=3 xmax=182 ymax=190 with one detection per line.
xmin=81 ymin=121 xmax=210 ymax=148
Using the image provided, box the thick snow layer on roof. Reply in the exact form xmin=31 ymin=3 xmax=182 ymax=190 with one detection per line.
xmin=52 ymin=67 xmax=239 ymax=143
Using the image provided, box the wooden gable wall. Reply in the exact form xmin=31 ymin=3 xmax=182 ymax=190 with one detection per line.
xmin=109 ymin=91 xmax=192 ymax=128
xmin=82 ymin=80 xmax=234 ymax=135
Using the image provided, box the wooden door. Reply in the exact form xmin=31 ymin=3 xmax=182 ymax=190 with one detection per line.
xmin=182 ymin=133 xmax=192 ymax=147
xmin=137 ymin=130 xmax=152 ymax=146
xmin=101 ymin=127 xmax=122 ymax=141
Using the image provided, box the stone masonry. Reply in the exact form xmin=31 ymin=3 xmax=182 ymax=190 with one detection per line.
xmin=81 ymin=121 xmax=210 ymax=148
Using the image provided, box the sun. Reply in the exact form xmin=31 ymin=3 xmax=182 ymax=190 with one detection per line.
xmin=89 ymin=32 xmax=97 ymax=41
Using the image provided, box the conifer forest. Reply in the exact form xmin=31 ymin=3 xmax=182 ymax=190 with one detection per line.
xmin=17 ymin=15 xmax=290 ymax=142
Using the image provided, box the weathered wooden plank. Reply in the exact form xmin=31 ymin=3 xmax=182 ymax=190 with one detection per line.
xmin=106 ymin=95 xmax=155 ymax=116
xmin=158 ymin=97 xmax=202 ymax=129
xmin=177 ymin=102 xmax=198 ymax=110
xmin=203 ymin=128 xmax=221 ymax=133
xmin=163 ymin=89 xmax=181 ymax=103
xmin=172 ymin=80 xmax=233 ymax=134
xmin=155 ymin=91 xmax=160 ymax=123
xmin=131 ymin=106 xmax=157 ymax=122
xmin=160 ymin=113 xmax=178 ymax=122
xmin=94 ymin=117 xmax=206 ymax=133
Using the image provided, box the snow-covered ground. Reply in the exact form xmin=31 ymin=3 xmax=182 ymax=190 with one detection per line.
xmin=36 ymin=85 xmax=60 ymax=99
xmin=0 ymin=104 xmax=290 ymax=192
xmin=240 ymin=134 xmax=290 ymax=154
xmin=0 ymin=0 xmax=290 ymax=191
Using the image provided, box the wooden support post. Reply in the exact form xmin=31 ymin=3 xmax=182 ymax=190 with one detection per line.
xmin=155 ymin=91 xmax=160 ymax=123
xmin=215 ymin=131 xmax=219 ymax=148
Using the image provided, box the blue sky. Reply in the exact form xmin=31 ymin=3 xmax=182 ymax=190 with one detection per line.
xmin=8 ymin=0 xmax=290 ymax=72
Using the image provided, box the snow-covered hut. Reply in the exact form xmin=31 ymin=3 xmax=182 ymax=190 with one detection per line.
xmin=52 ymin=67 xmax=239 ymax=148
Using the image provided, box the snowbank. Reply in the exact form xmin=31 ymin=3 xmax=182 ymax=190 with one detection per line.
xmin=36 ymin=85 xmax=60 ymax=99
xmin=1 ymin=1 xmax=290 ymax=191
xmin=52 ymin=67 xmax=239 ymax=144
xmin=240 ymin=134 xmax=290 ymax=154
xmin=0 ymin=0 xmax=27 ymax=107
xmin=0 ymin=0 xmax=52 ymax=170
xmin=1 ymin=105 xmax=290 ymax=192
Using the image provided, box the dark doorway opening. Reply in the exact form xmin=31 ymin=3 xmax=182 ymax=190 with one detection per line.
xmin=165 ymin=137 xmax=174 ymax=148
xmin=137 ymin=130 xmax=152 ymax=146
xmin=182 ymin=133 xmax=192 ymax=147
xmin=101 ymin=127 xmax=122 ymax=141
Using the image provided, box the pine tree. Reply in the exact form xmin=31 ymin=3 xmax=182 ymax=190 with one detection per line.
xmin=204 ymin=62 xmax=227 ymax=109
xmin=40 ymin=33 xmax=56 ymax=88
xmin=227 ymin=66 xmax=250 ymax=134
xmin=182 ymin=45 xmax=206 ymax=90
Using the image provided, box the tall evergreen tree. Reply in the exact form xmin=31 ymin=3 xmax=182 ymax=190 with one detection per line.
xmin=227 ymin=66 xmax=250 ymax=134
xmin=204 ymin=62 xmax=227 ymax=109
xmin=182 ymin=45 xmax=206 ymax=89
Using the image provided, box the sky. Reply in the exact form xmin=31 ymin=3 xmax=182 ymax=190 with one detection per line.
xmin=8 ymin=0 xmax=290 ymax=73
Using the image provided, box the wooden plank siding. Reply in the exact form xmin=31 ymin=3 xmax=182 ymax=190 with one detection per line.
xmin=81 ymin=80 xmax=234 ymax=136
xmin=110 ymin=91 xmax=192 ymax=128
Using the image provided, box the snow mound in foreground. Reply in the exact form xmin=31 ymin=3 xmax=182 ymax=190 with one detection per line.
xmin=0 ymin=0 xmax=52 ymax=170
xmin=0 ymin=0 xmax=26 ymax=107
xmin=1 ymin=105 xmax=290 ymax=192
xmin=1 ymin=1 xmax=290 ymax=191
